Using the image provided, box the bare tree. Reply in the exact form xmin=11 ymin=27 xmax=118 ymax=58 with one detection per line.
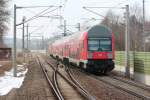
xmin=130 ymin=2 xmax=143 ymax=23
xmin=0 ymin=0 xmax=9 ymax=46
xmin=129 ymin=3 xmax=143 ymax=51
xmin=100 ymin=3 xmax=146 ymax=51
xmin=101 ymin=10 xmax=125 ymax=51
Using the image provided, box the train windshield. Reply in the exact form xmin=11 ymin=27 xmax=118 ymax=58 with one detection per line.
xmin=88 ymin=38 xmax=112 ymax=51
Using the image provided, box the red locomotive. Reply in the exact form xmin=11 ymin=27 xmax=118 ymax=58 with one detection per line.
xmin=49 ymin=25 xmax=115 ymax=74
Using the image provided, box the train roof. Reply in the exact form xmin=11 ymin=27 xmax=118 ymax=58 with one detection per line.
xmin=88 ymin=25 xmax=112 ymax=38
xmin=52 ymin=31 xmax=84 ymax=46
xmin=51 ymin=25 xmax=112 ymax=46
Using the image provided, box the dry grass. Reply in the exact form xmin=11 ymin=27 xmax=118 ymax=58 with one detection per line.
xmin=0 ymin=61 xmax=12 ymax=76
xmin=0 ymin=52 xmax=26 ymax=76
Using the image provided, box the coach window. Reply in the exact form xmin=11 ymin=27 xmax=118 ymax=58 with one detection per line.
xmin=82 ymin=40 xmax=84 ymax=48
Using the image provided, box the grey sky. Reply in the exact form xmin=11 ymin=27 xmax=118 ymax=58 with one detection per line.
xmin=7 ymin=0 xmax=150 ymax=38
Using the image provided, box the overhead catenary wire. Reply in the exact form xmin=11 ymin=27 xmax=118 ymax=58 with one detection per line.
xmin=29 ymin=21 xmax=52 ymax=37
xmin=83 ymin=7 xmax=105 ymax=18
xmin=29 ymin=26 xmax=45 ymax=34
xmin=40 ymin=7 xmax=61 ymax=16
xmin=82 ymin=0 xmax=128 ymax=19
xmin=24 ymin=8 xmax=37 ymax=15
xmin=83 ymin=6 xmax=125 ymax=9
xmin=28 ymin=15 xmax=55 ymax=37
xmin=16 ymin=5 xmax=60 ymax=8
xmin=21 ymin=6 xmax=63 ymax=40
xmin=114 ymin=0 xmax=129 ymax=7
xmin=24 ymin=7 xmax=61 ymax=24
xmin=17 ymin=6 xmax=61 ymax=26
xmin=41 ymin=20 xmax=53 ymax=35
xmin=16 ymin=6 xmax=53 ymax=26
xmin=59 ymin=0 xmax=68 ymax=25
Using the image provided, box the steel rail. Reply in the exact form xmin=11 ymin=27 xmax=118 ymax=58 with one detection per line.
xmin=47 ymin=60 xmax=96 ymax=100
xmin=66 ymin=68 xmax=96 ymax=100
xmin=109 ymin=75 xmax=150 ymax=92
xmin=37 ymin=57 xmax=64 ymax=100
xmin=93 ymin=75 xmax=150 ymax=100
xmin=53 ymin=68 xmax=64 ymax=100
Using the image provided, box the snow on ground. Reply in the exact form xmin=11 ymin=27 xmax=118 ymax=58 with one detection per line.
xmin=115 ymin=65 xmax=150 ymax=85
xmin=115 ymin=65 xmax=134 ymax=74
xmin=0 ymin=66 xmax=28 ymax=95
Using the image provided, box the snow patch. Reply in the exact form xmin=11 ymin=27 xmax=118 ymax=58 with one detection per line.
xmin=0 ymin=67 xmax=28 ymax=95
xmin=115 ymin=65 xmax=134 ymax=74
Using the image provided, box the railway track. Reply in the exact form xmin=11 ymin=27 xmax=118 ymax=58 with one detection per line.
xmin=46 ymin=60 xmax=96 ymax=100
xmin=65 ymin=61 xmax=150 ymax=99
xmin=66 ymin=67 xmax=95 ymax=100
xmin=48 ymin=56 xmax=150 ymax=99
xmin=92 ymin=75 xmax=150 ymax=100
xmin=38 ymin=56 xmax=95 ymax=100
xmin=37 ymin=57 xmax=64 ymax=100
xmin=109 ymin=75 xmax=150 ymax=92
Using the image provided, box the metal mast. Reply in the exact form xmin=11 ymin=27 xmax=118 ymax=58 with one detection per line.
xmin=125 ymin=5 xmax=130 ymax=78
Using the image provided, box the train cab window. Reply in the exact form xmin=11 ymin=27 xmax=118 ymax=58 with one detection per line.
xmin=100 ymin=39 xmax=112 ymax=51
xmin=88 ymin=40 xmax=99 ymax=51
xmin=88 ymin=38 xmax=112 ymax=51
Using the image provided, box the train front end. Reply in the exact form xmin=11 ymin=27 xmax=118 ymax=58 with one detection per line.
xmin=86 ymin=25 xmax=115 ymax=74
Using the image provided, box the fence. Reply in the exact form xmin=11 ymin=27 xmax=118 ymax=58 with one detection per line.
xmin=115 ymin=51 xmax=150 ymax=75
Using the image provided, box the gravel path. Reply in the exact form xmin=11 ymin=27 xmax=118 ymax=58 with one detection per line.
xmin=71 ymin=68 xmax=142 ymax=100
xmin=0 ymin=57 xmax=55 ymax=100
xmin=48 ymin=57 xmax=142 ymax=100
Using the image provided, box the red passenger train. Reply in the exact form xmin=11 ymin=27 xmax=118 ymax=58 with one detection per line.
xmin=49 ymin=25 xmax=115 ymax=74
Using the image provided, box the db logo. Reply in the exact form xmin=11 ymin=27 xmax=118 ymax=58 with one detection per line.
xmin=98 ymin=54 xmax=102 ymax=56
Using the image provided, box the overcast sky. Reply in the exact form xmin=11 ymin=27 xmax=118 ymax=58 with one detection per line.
xmin=7 ymin=0 xmax=150 ymax=38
